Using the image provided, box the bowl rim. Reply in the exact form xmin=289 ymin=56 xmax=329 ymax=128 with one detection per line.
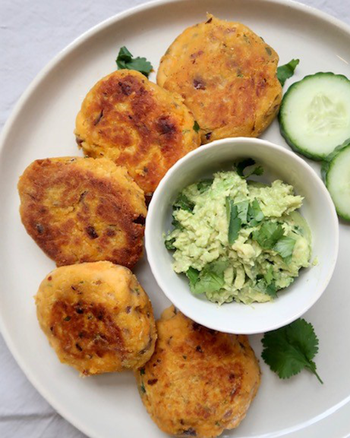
xmin=145 ymin=137 xmax=339 ymax=334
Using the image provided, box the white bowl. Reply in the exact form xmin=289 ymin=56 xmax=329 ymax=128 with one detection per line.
xmin=145 ymin=138 xmax=339 ymax=334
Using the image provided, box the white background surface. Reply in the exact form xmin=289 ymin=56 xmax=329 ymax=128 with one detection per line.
xmin=1 ymin=1 xmax=350 ymax=437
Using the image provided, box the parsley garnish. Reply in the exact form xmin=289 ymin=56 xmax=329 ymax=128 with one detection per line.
xmin=261 ymin=318 xmax=323 ymax=383
xmin=277 ymin=59 xmax=300 ymax=86
xmin=116 ymin=46 xmax=153 ymax=77
xmin=193 ymin=121 xmax=200 ymax=132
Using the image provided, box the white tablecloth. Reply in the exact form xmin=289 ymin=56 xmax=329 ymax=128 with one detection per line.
xmin=1 ymin=0 xmax=349 ymax=437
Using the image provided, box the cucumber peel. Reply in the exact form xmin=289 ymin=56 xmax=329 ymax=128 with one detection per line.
xmin=322 ymin=139 xmax=350 ymax=221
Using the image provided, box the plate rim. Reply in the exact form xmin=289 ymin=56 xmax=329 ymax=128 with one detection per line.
xmin=1 ymin=0 xmax=350 ymax=437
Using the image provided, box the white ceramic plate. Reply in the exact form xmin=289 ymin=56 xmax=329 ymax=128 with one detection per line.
xmin=1 ymin=0 xmax=350 ymax=437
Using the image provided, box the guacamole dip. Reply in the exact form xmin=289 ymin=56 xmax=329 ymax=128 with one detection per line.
xmin=164 ymin=164 xmax=311 ymax=304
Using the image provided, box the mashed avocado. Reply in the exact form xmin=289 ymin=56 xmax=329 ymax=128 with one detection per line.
xmin=165 ymin=164 xmax=311 ymax=304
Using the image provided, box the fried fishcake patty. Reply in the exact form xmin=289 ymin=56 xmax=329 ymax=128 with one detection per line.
xmin=135 ymin=306 xmax=261 ymax=438
xmin=75 ymin=70 xmax=200 ymax=196
xmin=157 ymin=14 xmax=282 ymax=143
xmin=18 ymin=157 xmax=146 ymax=269
xmin=35 ymin=261 xmax=156 ymax=375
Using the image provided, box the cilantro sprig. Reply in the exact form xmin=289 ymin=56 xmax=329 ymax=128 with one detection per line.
xmin=116 ymin=46 xmax=153 ymax=77
xmin=261 ymin=318 xmax=323 ymax=384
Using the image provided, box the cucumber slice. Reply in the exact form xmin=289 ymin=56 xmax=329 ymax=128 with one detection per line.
xmin=322 ymin=140 xmax=350 ymax=221
xmin=279 ymin=72 xmax=350 ymax=160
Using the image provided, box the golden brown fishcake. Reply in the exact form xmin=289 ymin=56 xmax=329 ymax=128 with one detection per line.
xmin=157 ymin=14 xmax=282 ymax=143
xmin=35 ymin=261 xmax=157 ymax=375
xmin=75 ymin=69 xmax=200 ymax=196
xmin=135 ymin=306 xmax=261 ymax=438
xmin=18 ymin=157 xmax=146 ymax=269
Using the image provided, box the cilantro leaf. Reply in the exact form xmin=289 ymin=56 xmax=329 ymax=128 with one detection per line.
xmin=171 ymin=216 xmax=183 ymax=230
xmin=174 ymin=193 xmax=194 ymax=212
xmin=116 ymin=46 xmax=153 ymax=77
xmin=248 ymin=199 xmax=264 ymax=224
xmin=265 ymin=281 xmax=278 ymax=298
xmin=236 ymin=158 xmax=255 ymax=176
xmin=117 ymin=46 xmax=133 ymax=62
xmin=236 ymin=201 xmax=249 ymax=223
xmin=274 ymin=236 xmax=296 ymax=261
xmin=261 ymin=318 xmax=323 ymax=383
xmin=193 ymin=121 xmax=200 ymax=132
xmin=236 ymin=159 xmax=264 ymax=179
xmin=207 ymin=260 xmax=229 ymax=276
xmin=186 ymin=267 xmax=200 ymax=290
xmin=186 ymin=262 xmax=228 ymax=295
xmin=193 ymin=271 xmax=224 ymax=294
xmin=252 ymin=222 xmax=284 ymax=249
xmin=264 ymin=265 xmax=274 ymax=285
xmin=277 ymin=59 xmax=300 ymax=86
xmin=256 ymin=278 xmax=278 ymax=298
xmin=116 ymin=51 xmax=132 ymax=69
xmin=164 ymin=237 xmax=176 ymax=250
xmin=226 ymin=198 xmax=241 ymax=245
xmin=249 ymin=166 xmax=264 ymax=177
xmin=232 ymin=199 xmax=264 ymax=227
xmin=197 ymin=179 xmax=213 ymax=193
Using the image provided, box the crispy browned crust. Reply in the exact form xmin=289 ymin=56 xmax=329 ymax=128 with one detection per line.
xmin=157 ymin=14 xmax=282 ymax=143
xmin=135 ymin=306 xmax=261 ymax=438
xmin=35 ymin=262 xmax=157 ymax=375
xmin=18 ymin=157 xmax=147 ymax=269
xmin=75 ymin=70 xmax=200 ymax=196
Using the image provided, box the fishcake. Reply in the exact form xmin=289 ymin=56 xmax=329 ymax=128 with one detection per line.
xmin=75 ymin=70 xmax=201 ymax=196
xmin=18 ymin=157 xmax=146 ymax=269
xmin=135 ymin=306 xmax=261 ymax=438
xmin=35 ymin=261 xmax=157 ymax=375
xmin=157 ymin=14 xmax=282 ymax=143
